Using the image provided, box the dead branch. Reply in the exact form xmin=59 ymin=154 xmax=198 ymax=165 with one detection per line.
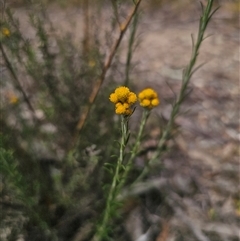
xmin=71 ymin=0 xmax=142 ymax=149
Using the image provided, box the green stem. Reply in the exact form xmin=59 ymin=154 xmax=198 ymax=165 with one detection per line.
xmin=119 ymin=109 xmax=150 ymax=189
xmin=93 ymin=116 xmax=129 ymax=241
xmin=136 ymin=0 xmax=216 ymax=182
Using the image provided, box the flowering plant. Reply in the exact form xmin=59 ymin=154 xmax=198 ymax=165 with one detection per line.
xmin=93 ymin=86 xmax=160 ymax=240
xmin=0 ymin=0 xmax=217 ymax=239
xmin=109 ymin=86 xmax=137 ymax=115
xmin=138 ymin=88 xmax=160 ymax=108
xmin=94 ymin=0 xmax=217 ymax=236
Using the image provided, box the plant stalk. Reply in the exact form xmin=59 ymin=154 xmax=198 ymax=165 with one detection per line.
xmin=119 ymin=109 xmax=150 ymax=189
xmin=136 ymin=0 xmax=216 ymax=182
xmin=93 ymin=116 xmax=129 ymax=241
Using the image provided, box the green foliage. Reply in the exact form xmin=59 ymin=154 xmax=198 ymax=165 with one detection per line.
xmin=0 ymin=135 xmax=49 ymax=234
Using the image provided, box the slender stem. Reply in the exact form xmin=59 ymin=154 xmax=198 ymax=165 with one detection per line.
xmin=119 ymin=109 xmax=150 ymax=189
xmin=93 ymin=116 xmax=128 ymax=241
xmin=0 ymin=43 xmax=36 ymax=115
xmin=136 ymin=0 xmax=215 ymax=182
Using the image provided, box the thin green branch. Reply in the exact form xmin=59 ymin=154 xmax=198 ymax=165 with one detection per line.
xmin=136 ymin=0 xmax=217 ymax=181
xmin=119 ymin=109 xmax=150 ymax=189
xmin=93 ymin=116 xmax=129 ymax=241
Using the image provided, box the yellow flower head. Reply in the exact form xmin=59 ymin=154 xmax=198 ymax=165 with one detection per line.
xmin=1 ymin=27 xmax=10 ymax=37
xmin=109 ymin=86 xmax=137 ymax=115
xmin=7 ymin=92 xmax=19 ymax=104
xmin=138 ymin=88 xmax=160 ymax=109
xmin=115 ymin=103 xmax=131 ymax=115
xmin=114 ymin=86 xmax=130 ymax=102
xmin=109 ymin=93 xmax=118 ymax=104
xmin=88 ymin=59 xmax=96 ymax=67
xmin=127 ymin=92 xmax=137 ymax=104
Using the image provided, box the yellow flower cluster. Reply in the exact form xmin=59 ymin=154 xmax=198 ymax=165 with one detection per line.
xmin=7 ymin=92 xmax=19 ymax=104
xmin=1 ymin=27 xmax=10 ymax=37
xmin=138 ymin=88 xmax=160 ymax=108
xmin=109 ymin=86 xmax=137 ymax=115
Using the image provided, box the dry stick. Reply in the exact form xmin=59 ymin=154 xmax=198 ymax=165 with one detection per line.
xmin=0 ymin=43 xmax=36 ymax=115
xmin=71 ymin=0 xmax=142 ymax=148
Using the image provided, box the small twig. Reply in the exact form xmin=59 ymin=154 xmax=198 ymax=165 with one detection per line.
xmin=0 ymin=43 xmax=36 ymax=115
xmin=0 ymin=4 xmax=36 ymax=116
xmin=71 ymin=0 xmax=142 ymax=149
